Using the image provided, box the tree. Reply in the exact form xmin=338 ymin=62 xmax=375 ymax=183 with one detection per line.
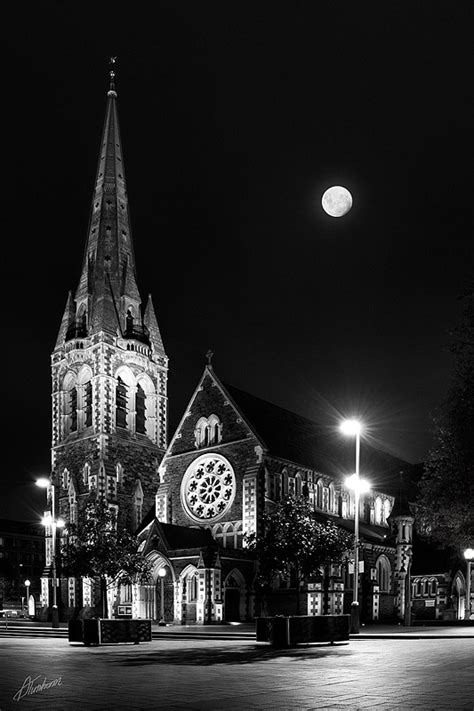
xmin=61 ymin=498 xmax=152 ymax=617
xmin=246 ymin=496 xmax=353 ymax=614
xmin=417 ymin=289 xmax=474 ymax=550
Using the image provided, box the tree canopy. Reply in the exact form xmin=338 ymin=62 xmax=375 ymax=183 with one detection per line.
xmin=246 ymin=496 xmax=353 ymax=611
xmin=417 ymin=290 xmax=474 ymax=550
xmin=61 ymin=498 xmax=152 ymax=615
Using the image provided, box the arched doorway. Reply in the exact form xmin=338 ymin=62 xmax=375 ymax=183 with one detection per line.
xmin=224 ymin=570 xmax=246 ymax=622
xmin=180 ymin=566 xmax=199 ymax=624
xmin=452 ymin=573 xmax=466 ymax=620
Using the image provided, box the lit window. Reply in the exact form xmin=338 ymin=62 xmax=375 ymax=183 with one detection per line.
xmin=194 ymin=415 xmax=222 ymax=448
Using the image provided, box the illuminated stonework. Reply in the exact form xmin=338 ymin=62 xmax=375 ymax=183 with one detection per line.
xmin=181 ymin=454 xmax=236 ymax=523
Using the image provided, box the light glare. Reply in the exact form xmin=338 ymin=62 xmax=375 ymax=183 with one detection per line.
xmin=345 ymin=473 xmax=371 ymax=494
xmin=464 ymin=548 xmax=474 ymax=560
xmin=36 ymin=478 xmax=50 ymax=488
xmin=340 ymin=419 xmax=362 ymax=436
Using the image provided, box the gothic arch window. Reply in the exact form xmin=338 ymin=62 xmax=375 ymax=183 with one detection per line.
xmin=116 ymin=463 xmax=123 ymax=485
xmin=194 ymin=417 xmax=210 ymax=448
xmin=132 ymin=480 xmax=144 ymax=530
xmin=213 ymin=523 xmax=224 ymax=546
xmin=374 ymin=496 xmax=383 ymax=525
xmin=316 ymin=478 xmax=323 ymax=508
xmin=281 ymin=469 xmax=289 ymax=497
xmin=295 ymin=473 xmax=302 ymax=497
xmin=234 ymin=521 xmax=242 ymax=548
xmin=62 ymin=373 xmax=77 ymax=436
xmin=125 ymin=307 xmax=134 ymax=336
xmin=224 ymin=523 xmax=236 ymax=548
xmin=429 ymin=578 xmax=437 ymax=596
xmin=68 ymin=480 xmax=77 ymax=525
xmin=115 ymin=367 xmax=134 ymax=431
xmin=376 ymin=555 xmax=391 ymax=592
xmin=207 ymin=414 xmax=222 ymax=445
xmin=77 ymin=366 xmax=93 ymax=431
xmin=288 ymin=476 xmax=295 ymax=497
xmin=136 ymin=375 xmax=156 ymax=440
xmin=194 ymin=415 xmax=222 ymax=448
xmin=62 ymin=468 xmax=70 ymax=489
xmin=322 ymin=485 xmax=330 ymax=511
xmin=83 ymin=463 xmax=90 ymax=487
xmin=135 ymin=382 xmax=147 ymax=434
xmin=329 ymin=483 xmax=336 ymax=514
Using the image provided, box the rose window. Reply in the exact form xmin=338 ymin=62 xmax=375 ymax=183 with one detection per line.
xmin=181 ymin=454 xmax=236 ymax=523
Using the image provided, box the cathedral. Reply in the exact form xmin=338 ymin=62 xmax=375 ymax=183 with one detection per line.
xmin=40 ymin=75 xmax=470 ymax=625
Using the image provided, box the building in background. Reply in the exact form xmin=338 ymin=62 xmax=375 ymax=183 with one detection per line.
xmin=0 ymin=520 xmax=44 ymax=616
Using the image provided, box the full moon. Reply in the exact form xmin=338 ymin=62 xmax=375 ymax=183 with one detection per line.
xmin=321 ymin=185 xmax=353 ymax=217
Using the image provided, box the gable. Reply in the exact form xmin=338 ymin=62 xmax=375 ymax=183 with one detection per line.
xmin=168 ymin=367 xmax=263 ymax=457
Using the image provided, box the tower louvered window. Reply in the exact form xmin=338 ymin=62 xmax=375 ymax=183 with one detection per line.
xmin=84 ymin=381 xmax=93 ymax=427
xmin=69 ymin=387 xmax=78 ymax=432
xmin=116 ymin=377 xmax=128 ymax=429
xmin=135 ymin=383 xmax=146 ymax=434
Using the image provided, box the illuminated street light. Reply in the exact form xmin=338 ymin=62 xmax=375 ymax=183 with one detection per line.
xmin=36 ymin=478 xmax=64 ymax=628
xmin=158 ymin=567 xmax=167 ymax=626
xmin=340 ymin=419 xmax=370 ymax=634
xmin=464 ymin=548 xmax=474 ymax=621
xmin=24 ymin=579 xmax=31 ymax=618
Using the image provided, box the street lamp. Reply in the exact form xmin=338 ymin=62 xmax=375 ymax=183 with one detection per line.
xmin=158 ymin=568 xmax=167 ymax=626
xmin=340 ymin=419 xmax=370 ymax=634
xmin=464 ymin=548 xmax=474 ymax=621
xmin=24 ymin=579 xmax=31 ymax=618
xmin=37 ymin=478 xmax=65 ymax=628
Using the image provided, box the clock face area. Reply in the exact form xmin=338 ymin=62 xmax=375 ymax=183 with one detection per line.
xmin=181 ymin=453 xmax=236 ymax=523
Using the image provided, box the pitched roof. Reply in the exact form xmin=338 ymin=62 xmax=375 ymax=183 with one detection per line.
xmin=224 ymin=383 xmax=411 ymax=495
xmin=161 ymin=522 xmax=215 ymax=551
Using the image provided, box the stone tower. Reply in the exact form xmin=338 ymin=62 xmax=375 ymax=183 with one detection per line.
xmin=51 ymin=73 xmax=168 ymax=535
xmin=388 ymin=475 xmax=415 ymax=625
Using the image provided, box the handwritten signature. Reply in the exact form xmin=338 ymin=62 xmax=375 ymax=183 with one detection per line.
xmin=13 ymin=675 xmax=62 ymax=702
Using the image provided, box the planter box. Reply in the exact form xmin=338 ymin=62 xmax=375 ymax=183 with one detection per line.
xmin=256 ymin=615 xmax=350 ymax=647
xmin=68 ymin=619 xmax=152 ymax=646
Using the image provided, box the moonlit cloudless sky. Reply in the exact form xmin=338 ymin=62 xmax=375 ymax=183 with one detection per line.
xmin=2 ymin=1 xmax=472 ymax=519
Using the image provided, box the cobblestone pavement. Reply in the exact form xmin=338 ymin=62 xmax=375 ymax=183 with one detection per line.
xmin=1 ymin=636 xmax=473 ymax=710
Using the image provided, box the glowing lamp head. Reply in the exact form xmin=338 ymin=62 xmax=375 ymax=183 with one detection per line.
xmin=24 ymin=579 xmax=31 ymax=587
xmin=345 ymin=473 xmax=371 ymax=494
xmin=36 ymin=478 xmax=51 ymax=489
xmin=340 ymin=419 xmax=362 ymax=436
xmin=464 ymin=548 xmax=474 ymax=561
xmin=158 ymin=568 xmax=167 ymax=578
xmin=57 ymin=518 xmax=65 ymax=528
xmin=41 ymin=514 xmax=53 ymax=526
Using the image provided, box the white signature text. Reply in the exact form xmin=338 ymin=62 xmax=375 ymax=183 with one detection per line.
xmin=13 ymin=675 xmax=62 ymax=701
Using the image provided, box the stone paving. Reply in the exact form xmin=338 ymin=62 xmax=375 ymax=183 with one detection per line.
xmin=1 ymin=634 xmax=473 ymax=710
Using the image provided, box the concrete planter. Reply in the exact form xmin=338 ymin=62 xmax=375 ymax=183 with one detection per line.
xmin=256 ymin=615 xmax=350 ymax=647
xmin=68 ymin=619 xmax=152 ymax=646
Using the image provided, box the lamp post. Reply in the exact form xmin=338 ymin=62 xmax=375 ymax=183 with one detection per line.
xmin=464 ymin=548 xmax=474 ymax=621
xmin=158 ymin=568 xmax=167 ymax=626
xmin=340 ymin=419 xmax=370 ymax=634
xmin=37 ymin=478 xmax=65 ymax=628
xmin=24 ymin=579 xmax=31 ymax=618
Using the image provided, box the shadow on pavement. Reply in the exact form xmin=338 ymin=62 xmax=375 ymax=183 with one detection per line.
xmin=108 ymin=643 xmax=352 ymax=667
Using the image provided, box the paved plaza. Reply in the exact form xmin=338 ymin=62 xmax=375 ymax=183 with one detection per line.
xmin=1 ymin=630 xmax=474 ymax=710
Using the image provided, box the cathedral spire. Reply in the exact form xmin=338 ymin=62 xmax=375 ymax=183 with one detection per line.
xmin=73 ymin=60 xmax=141 ymax=340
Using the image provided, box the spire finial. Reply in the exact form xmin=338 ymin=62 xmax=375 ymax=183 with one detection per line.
xmin=108 ymin=56 xmax=117 ymax=97
xmin=206 ymin=349 xmax=214 ymax=366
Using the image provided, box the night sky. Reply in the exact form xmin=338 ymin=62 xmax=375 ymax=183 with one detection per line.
xmin=2 ymin=2 xmax=472 ymax=520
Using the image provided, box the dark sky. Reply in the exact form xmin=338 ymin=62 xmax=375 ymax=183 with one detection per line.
xmin=2 ymin=2 xmax=472 ymax=520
